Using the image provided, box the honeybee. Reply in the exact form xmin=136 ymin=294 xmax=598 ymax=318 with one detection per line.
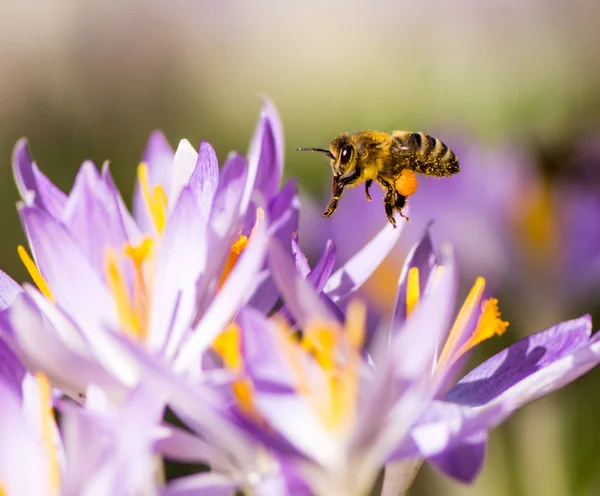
xmin=298 ymin=130 xmax=460 ymax=227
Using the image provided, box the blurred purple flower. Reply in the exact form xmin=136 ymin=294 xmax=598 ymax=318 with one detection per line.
xmin=301 ymin=134 xmax=600 ymax=320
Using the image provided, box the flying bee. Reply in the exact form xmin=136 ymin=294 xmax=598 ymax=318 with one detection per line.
xmin=298 ymin=130 xmax=460 ymax=227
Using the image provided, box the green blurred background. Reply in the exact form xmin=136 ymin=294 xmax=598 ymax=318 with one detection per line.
xmin=1 ymin=1 xmax=599 ymax=494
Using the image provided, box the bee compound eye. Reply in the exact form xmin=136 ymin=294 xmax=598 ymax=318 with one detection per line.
xmin=340 ymin=144 xmax=353 ymax=165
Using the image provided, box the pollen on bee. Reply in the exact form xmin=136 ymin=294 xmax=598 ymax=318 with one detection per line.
xmin=395 ymin=169 xmax=418 ymax=197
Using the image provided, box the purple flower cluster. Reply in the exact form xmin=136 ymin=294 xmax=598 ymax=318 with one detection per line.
xmin=0 ymin=101 xmax=599 ymax=495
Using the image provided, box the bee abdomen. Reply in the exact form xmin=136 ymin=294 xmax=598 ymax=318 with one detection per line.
xmin=393 ymin=131 xmax=460 ymax=177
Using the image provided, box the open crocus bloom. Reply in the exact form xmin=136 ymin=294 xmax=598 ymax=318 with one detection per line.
xmin=188 ymin=232 xmax=600 ymax=495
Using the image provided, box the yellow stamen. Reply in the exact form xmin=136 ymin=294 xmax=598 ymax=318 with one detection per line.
xmin=213 ymin=323 xmax=242 ymax=371
xmin=406 ymin=266 xmax=420 ymax=316
xmin=124 ymin=238 xmax=154 ymax=335
xmin=0 ymin=484 xmax=5 ymax=496
xmin=137 ymin=162 xmax=167 ymax=235
xmin=218 ymin=235 xmax=249 ymax=289
xmin=452 ymin=298 xmax=509 ymax=364
xmin=17 ymin=245 xmax=53 ymax=301
xmin=345 ymin=299 xmax=367 ymax=351
xmin=232 ymin=380 xmax=257 ymax=417
xmin=106 ymin=249 xmax=142 ymax=339
xmin=36 ymin=372 xmax=60 ymax=493
xmin=302 ymin=323 xmax=338 ymax=371
xmin=436 ymin=277 xmax=486 ymax=372
xmin=213 ymin=324 xmax=263 ymax=421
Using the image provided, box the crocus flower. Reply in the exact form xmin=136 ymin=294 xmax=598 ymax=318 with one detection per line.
xmin=2 ymin=100 xmax=289 ymax=403
xmin=195 ymin=231 xmax=600 ymax=496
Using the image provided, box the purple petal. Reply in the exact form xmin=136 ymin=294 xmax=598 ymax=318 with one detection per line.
xmin=247 ymin=180 xmax=300 ymax=313
xmin=0 ymin=379 xmax=47 ymax=495
xmin=103 ymin=330 xmax=259 ymax=467
xmin=445 ymin=315 xmax=593 ymax=406
xmin=239 ymin=307 xmax=297 ymax=392
xmin=428 ymin=432 xmax=487 ymax=483
xmin=306 ymin=240 xmax=337 ymax=293
xmin=109 ymin=385 xmax=166 ymax=493
xmin=61 ymin=161 xmax=130 ymax=275
xmin=0 ymin=269 xmax=23 ymax=311
xmin=210 ymin=153 xmax=247 ymax=238
xmin=291 ymin=233 xmax=311 ymax=278
xmin=134 ymin=130 xmax=175 ymax=231
xmin=12 ymin=138 xmax=66 ymax=217
xmin=0 ymin=339 xmax=26 ymax=400
xmin=163 ymin=473 xmax=236 ymax=496
xmin=323 ymin=218 xmax=403 ymax=302
xmin=149 ymin=188 xmax=207 ymax=357
xmin=247 ymin=99 xmax=284 ymax=203
xmin=268 ymin=237 xmax=338 ymax=328
xmin=101 ymin=164 xmax=142 ymax=243
xmin=5 ymin=292 xmax=123 ymax=396
xmin=189 ymin=141 xmax=220 ymax=218
xmin=19 ymin=204 xmax=119 ymax=334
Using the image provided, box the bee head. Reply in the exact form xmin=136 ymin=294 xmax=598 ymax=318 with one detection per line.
xmin=296 ymin=133 xmax=356 ymax=179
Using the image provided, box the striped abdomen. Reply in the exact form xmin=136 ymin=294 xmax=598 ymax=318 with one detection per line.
xmin=392 ymin=131 xmax=460 ymax=177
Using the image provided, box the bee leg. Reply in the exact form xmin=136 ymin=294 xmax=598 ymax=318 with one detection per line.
xmin=323 ymin=179 xmax=344 ymax=218
xmin=383 ymin=189 xmax=398 ymax=228
xmin=365 ymin=180 xmax=373 ymax=201
xmin=394 ymin=193 xmax=410 ymax=222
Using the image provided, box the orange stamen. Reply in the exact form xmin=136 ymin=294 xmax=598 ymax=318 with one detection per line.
xmin=218 ymin=235 xmax=249 ymax=289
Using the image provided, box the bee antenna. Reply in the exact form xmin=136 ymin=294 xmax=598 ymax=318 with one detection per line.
xmin=296 ymin=147 xmax=335 ymax=160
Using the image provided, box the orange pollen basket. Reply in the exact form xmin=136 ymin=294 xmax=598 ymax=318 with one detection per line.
xmin=395 ymin=169 xmax=419 ymax=197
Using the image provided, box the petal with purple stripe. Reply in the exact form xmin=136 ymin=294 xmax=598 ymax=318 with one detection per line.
xmin=428 ymin=432 xmax=487 ymax=483
xmin=61 ymin=161 xmax=130 ymax=275
xmin=12 ymin=139 xmax=67 ymax=217
xmin=445 ymin=315 xmax=593 ymax=406
xmin=189 ymin=141 xmax=220 ymax=218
